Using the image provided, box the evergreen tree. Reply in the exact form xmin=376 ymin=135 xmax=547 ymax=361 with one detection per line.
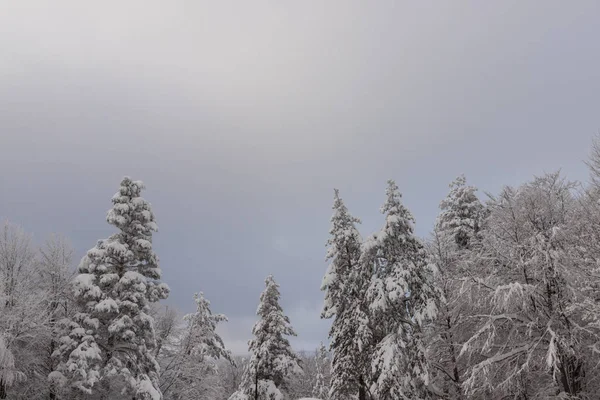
xmin=56 ymin=177 xmax=169 ymax=399
xmin=363 ymin=180 xmax=439 ymax=400
xmin=320 ymin=189 xmax=372 ymax=400
xmin=312 ymin=342 xmax=329 ymax=400
xmin=240 ymin=275 xmax=301 ymax=398
xmin=425 ymin=176 xmax=484 ymax=398
xmin=437 ymin=175 xmax=484 ymax=250
xmin=181 ymin=292 xmax=232 ymax=363
xmin=161 ymin=292 xmax=233 ymax=399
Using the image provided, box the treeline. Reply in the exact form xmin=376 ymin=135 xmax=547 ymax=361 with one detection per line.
xmin=0 ymin=179 xmax=328 ymax=400
xmin=2 ymin=137 xmax=600 ymax=400
xmin=322 ymin=137 xmax=600 ymax=400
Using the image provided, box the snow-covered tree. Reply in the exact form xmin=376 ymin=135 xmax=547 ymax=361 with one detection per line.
xmin=283 ymin=350 xmax=319 ymax=399
xmin=0 ymin=334 xmax=25 ymax=399
xmin=181 ymin=292 xmax=232 ymax=363
xmin=460 ymin=172 xmax=600 ymax=398
xmin=320 ymin=189 xmax=372 ymax=400
xmin=56 ymin=177 xmax=169 ymax=399
xmin=425 ymin=176 xmax=484 ymax=398
xmin=152 ymin=304 xmax=180 ymax=368
xmin=362 ymin=180 xmax=439 ymax=399
xmin=585 ymin=132 xmax=600 ymax=190
xmin=159 ymin=292 xmax=233 ymax=400
xmin=0 ymin=221 xmax=37 ymax=309
xmin=230 ymin=379 xmax=283 ymax=400
xmin=0 ymin=222 xmax=48 ymax=399
xmin=36 ymin=234 xmax=76 ymax=400
xmin=437 ymin=175 xmax=484 ymax=250
xmin=312 ymin=342 xmax=329 ymax=399
xmin=238 ymin=275 xmax=301 ymax=399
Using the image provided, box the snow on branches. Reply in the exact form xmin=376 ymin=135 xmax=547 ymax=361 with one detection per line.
xmin=56 ymin=177 xmax=169 ymax=399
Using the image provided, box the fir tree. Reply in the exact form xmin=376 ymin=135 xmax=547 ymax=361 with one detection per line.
xmin=437 ymin=175 xmax=483 ymax=250
xmin=426 ymin=176 xmax=483 ymax=398
xmin=56 ymin=177 xmax=169 ymax=399
xmin=320 ymin=189 xmax=372 ymax=400
xmin=181 ymin=292 xmax=232 ymax=363
xmin=363 ymin=180 xmax=439 ymax=400
xmin=240 ymin=275 xmax=301 ymax=398
xmin=160 ymin=292 xmax=232 ymax=399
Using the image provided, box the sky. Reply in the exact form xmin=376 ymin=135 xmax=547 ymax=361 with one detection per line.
xmin=1 ymin=1 xmax=599 ymax=354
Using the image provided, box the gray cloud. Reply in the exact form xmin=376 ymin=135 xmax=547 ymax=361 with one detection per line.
xmin=1 ymin=0 xmax=599 ymax=353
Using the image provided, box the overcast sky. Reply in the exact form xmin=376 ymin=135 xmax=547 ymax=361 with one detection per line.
xmin=1 ymin=1 xmax=599 ymax=354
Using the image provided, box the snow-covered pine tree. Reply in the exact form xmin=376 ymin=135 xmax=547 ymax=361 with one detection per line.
xmin=239 ymin=275 xmax=301 ymax=399
xmin=320 ymin=189 xmax=372 ymax=400
xmin=437 ymin=175 xmax=484 ymax=250
xmin=56 ymin=177 xmax=169 ymax=399
xmin=312 ymin=342 xmax=329 ymax=400
xmin=426 ymin=176 xmax=484 ymax=398
xmin=181 ymin=292 xmax=232 ymax=363
xmin=161 ymin=292 xmax=233 ymax=399
xmin=362 ymin=180 xmax=439 ymax=400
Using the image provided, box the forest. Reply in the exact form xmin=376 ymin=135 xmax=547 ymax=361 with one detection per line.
xmin=2 ymin=136 xmax=600 ymax=400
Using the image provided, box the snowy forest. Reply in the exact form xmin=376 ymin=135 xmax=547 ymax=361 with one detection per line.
xmin=3 ymin=136 xmax=600 ymax=400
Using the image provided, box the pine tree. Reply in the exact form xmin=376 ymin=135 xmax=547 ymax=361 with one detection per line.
xmin=240 ymin=275 xmax=301 ymax=398
xmin=426 ymin=176 xmax=484 ymax=398
xmin=437 ymin=175 xmax=484 ymax=250
xmin=182 ymin=292 xmax=232 ymax=363
xmin=320 ymin=189 xmax=372 ymax=400
xmin=363 ymin=180 xmax=439 ymax=399
xmin=56 ymin=177 xmax=169 ymax=399
xmin=161 ymin=292 xmax=233 ymax=399
xmin=312 ymin=342 xmax=329 ymax=399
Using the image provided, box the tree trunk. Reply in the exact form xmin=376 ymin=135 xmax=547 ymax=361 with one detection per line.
xmin=49 ymin=337 xmax=57 ymax=400
xmin=358 ymin=385 xmax=366 ymax=400
xmin=358 ymin=376 xmax=368 ymax=400
xmin=559 ymin=355 xmax=584 ymax=395
xmin=445 ymin=314 xmax=461 ymax=397
xmin=0 ymin=379 xmax=6 ymax=399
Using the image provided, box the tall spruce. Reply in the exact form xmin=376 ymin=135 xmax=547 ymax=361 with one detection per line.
xmin=56 ymin=177 xmax=169 ymax=399
xmin=160 ymin=292 xmax=232 ymax=399
xmin=181 ymin=292 xmax=231 ymax=363
xmin=437 ymin=175 xmax=484 ymax=250
xmin=240 ymin=275 xmax=301 ymax=398
xmin=426 ymin=175 xmax=484 ymax=398
xmin=362 ymin=180 xmax=439 ymax=399
xmin=320 ymin=189 xmax=372 ymax=400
